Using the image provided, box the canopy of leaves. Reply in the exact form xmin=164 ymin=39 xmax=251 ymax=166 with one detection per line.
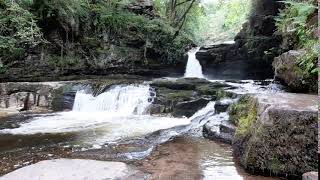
xmin=0 ymin=0 xmax=43 ymax=63
xmin=155 ymin=0 xmax=252 ymax=45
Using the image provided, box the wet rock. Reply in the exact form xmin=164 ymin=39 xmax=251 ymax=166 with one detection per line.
xmin=273 ymin=50 xmax=316 ymax=93
xmin=232 ymin=93 xmax=318 ymax=177
xmin=302 ymin=172 xmax=318 ymax=180
xmin=0 ymin=159 xmax=147 ymax=180
xmin=150 ymin=78 xmax=233 ymax=117
xmin=203 ymin=119 xmax=236 ymax=144
xmin=214 ymin=99 xmax=233 ymax=114
xmin=172 ymin=98 xmax=210 ymax=118
xmin=149 ymin=104 xmax=165 ymax=114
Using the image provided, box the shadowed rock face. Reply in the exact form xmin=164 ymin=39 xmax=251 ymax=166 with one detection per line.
xmin=231 ymin=93 xmax=318 ymax=178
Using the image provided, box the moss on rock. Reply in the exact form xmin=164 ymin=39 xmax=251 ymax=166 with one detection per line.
xmin=232 ymin=93 xmax=318 ymax=178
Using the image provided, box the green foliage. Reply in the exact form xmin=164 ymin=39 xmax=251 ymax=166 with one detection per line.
xmin=154 ymin=0 xmax=252 ymax=45
xmin=275 ymin=0 xmax=318 ymax=75
xmin=47 ymin=54 xmax=80 ymax=69
xmin=0 ymin=0 xmax=191 ymax=69
xmin=32 ymin=0 xmax=90 ymax=29
xmin=0 ymin=0 xmax=43 ymax=61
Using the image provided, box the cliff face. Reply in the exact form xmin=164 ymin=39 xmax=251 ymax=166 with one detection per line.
xmin=0 ymin=0 xmax=191 ymax=82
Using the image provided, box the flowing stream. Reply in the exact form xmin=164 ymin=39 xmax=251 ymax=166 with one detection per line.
xmin=0 ymin=85 xmax=191 ymax=146
xmin=0 ymin=70 xmax=283 ymax=178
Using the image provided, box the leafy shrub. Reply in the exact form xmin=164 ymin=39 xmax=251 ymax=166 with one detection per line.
xmin=0 ymin=0 xmax=43 ymax=62
xmin=0 ymin=0 xmax=192 ymax=72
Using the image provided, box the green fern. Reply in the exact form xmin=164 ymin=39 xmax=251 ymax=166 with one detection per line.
xmin=275 ymin=0 xmax=318 ymax=75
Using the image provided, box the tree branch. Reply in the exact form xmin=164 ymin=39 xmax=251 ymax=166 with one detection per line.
xmin=173 ymin=0 xmax=196 ymax=38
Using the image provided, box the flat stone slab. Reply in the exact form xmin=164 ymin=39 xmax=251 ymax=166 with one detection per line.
xmin=256 ymin=93 xmax=317 ymax=112
xmin=0 ymin=159 xmax=146 ymax=180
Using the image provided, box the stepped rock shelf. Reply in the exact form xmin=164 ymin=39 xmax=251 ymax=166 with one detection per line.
xmin=0 ymin=159 xmax=147 ymax=180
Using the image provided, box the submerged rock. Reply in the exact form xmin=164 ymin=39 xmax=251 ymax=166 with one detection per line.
xmin=231 ymin=93 xmax=318 ymax=177
xmin=0 ymin=159 xmax=146 ymax=180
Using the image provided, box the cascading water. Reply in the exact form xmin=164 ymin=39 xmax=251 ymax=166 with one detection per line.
xmin=0 ymin=84 xmax=190 ymax=145
xmin=72 ymin=85 xmax=154 ymax=115
xmin=184 ymin=47 xmax=204 ymax=78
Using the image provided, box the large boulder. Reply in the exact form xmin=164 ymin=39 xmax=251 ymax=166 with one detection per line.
xmin=231 ymin=93 xmax=318 ymax=177
xmin=273 ymin=50 xmax=317 ymax=93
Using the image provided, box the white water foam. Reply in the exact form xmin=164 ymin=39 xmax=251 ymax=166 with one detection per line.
xmin=184 ymin=47 xmax=204 ymax=78
xmin=0 ymin=84 xmax=191 ymax=145
xmin=72 ymin=84 xmax=154 ymax=115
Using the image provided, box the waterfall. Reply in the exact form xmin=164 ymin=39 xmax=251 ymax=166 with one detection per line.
xmin=184 ymin=47 xmax=204 ymax=78
xmin=72 ymin=84 xmax=155 ymax=115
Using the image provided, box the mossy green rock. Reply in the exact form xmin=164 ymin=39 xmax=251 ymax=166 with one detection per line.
xmin=232 ymin=93 xmax=318 ymax=177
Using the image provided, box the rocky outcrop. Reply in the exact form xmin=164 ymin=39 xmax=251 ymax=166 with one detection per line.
xmin=0 ymin=82 xmax=64 ymax=112
xmin=196 ymin=0 xmax=282 ymax=80
xmin=196 ymin=42 xmax=250 ymax=79
xmin=231 ymin=93 xmax=318 ymax=177
xmin=273 ymin=50 xmax=316 ymax=93
xmin=150 ymin=78 xmax=236 ymax=117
